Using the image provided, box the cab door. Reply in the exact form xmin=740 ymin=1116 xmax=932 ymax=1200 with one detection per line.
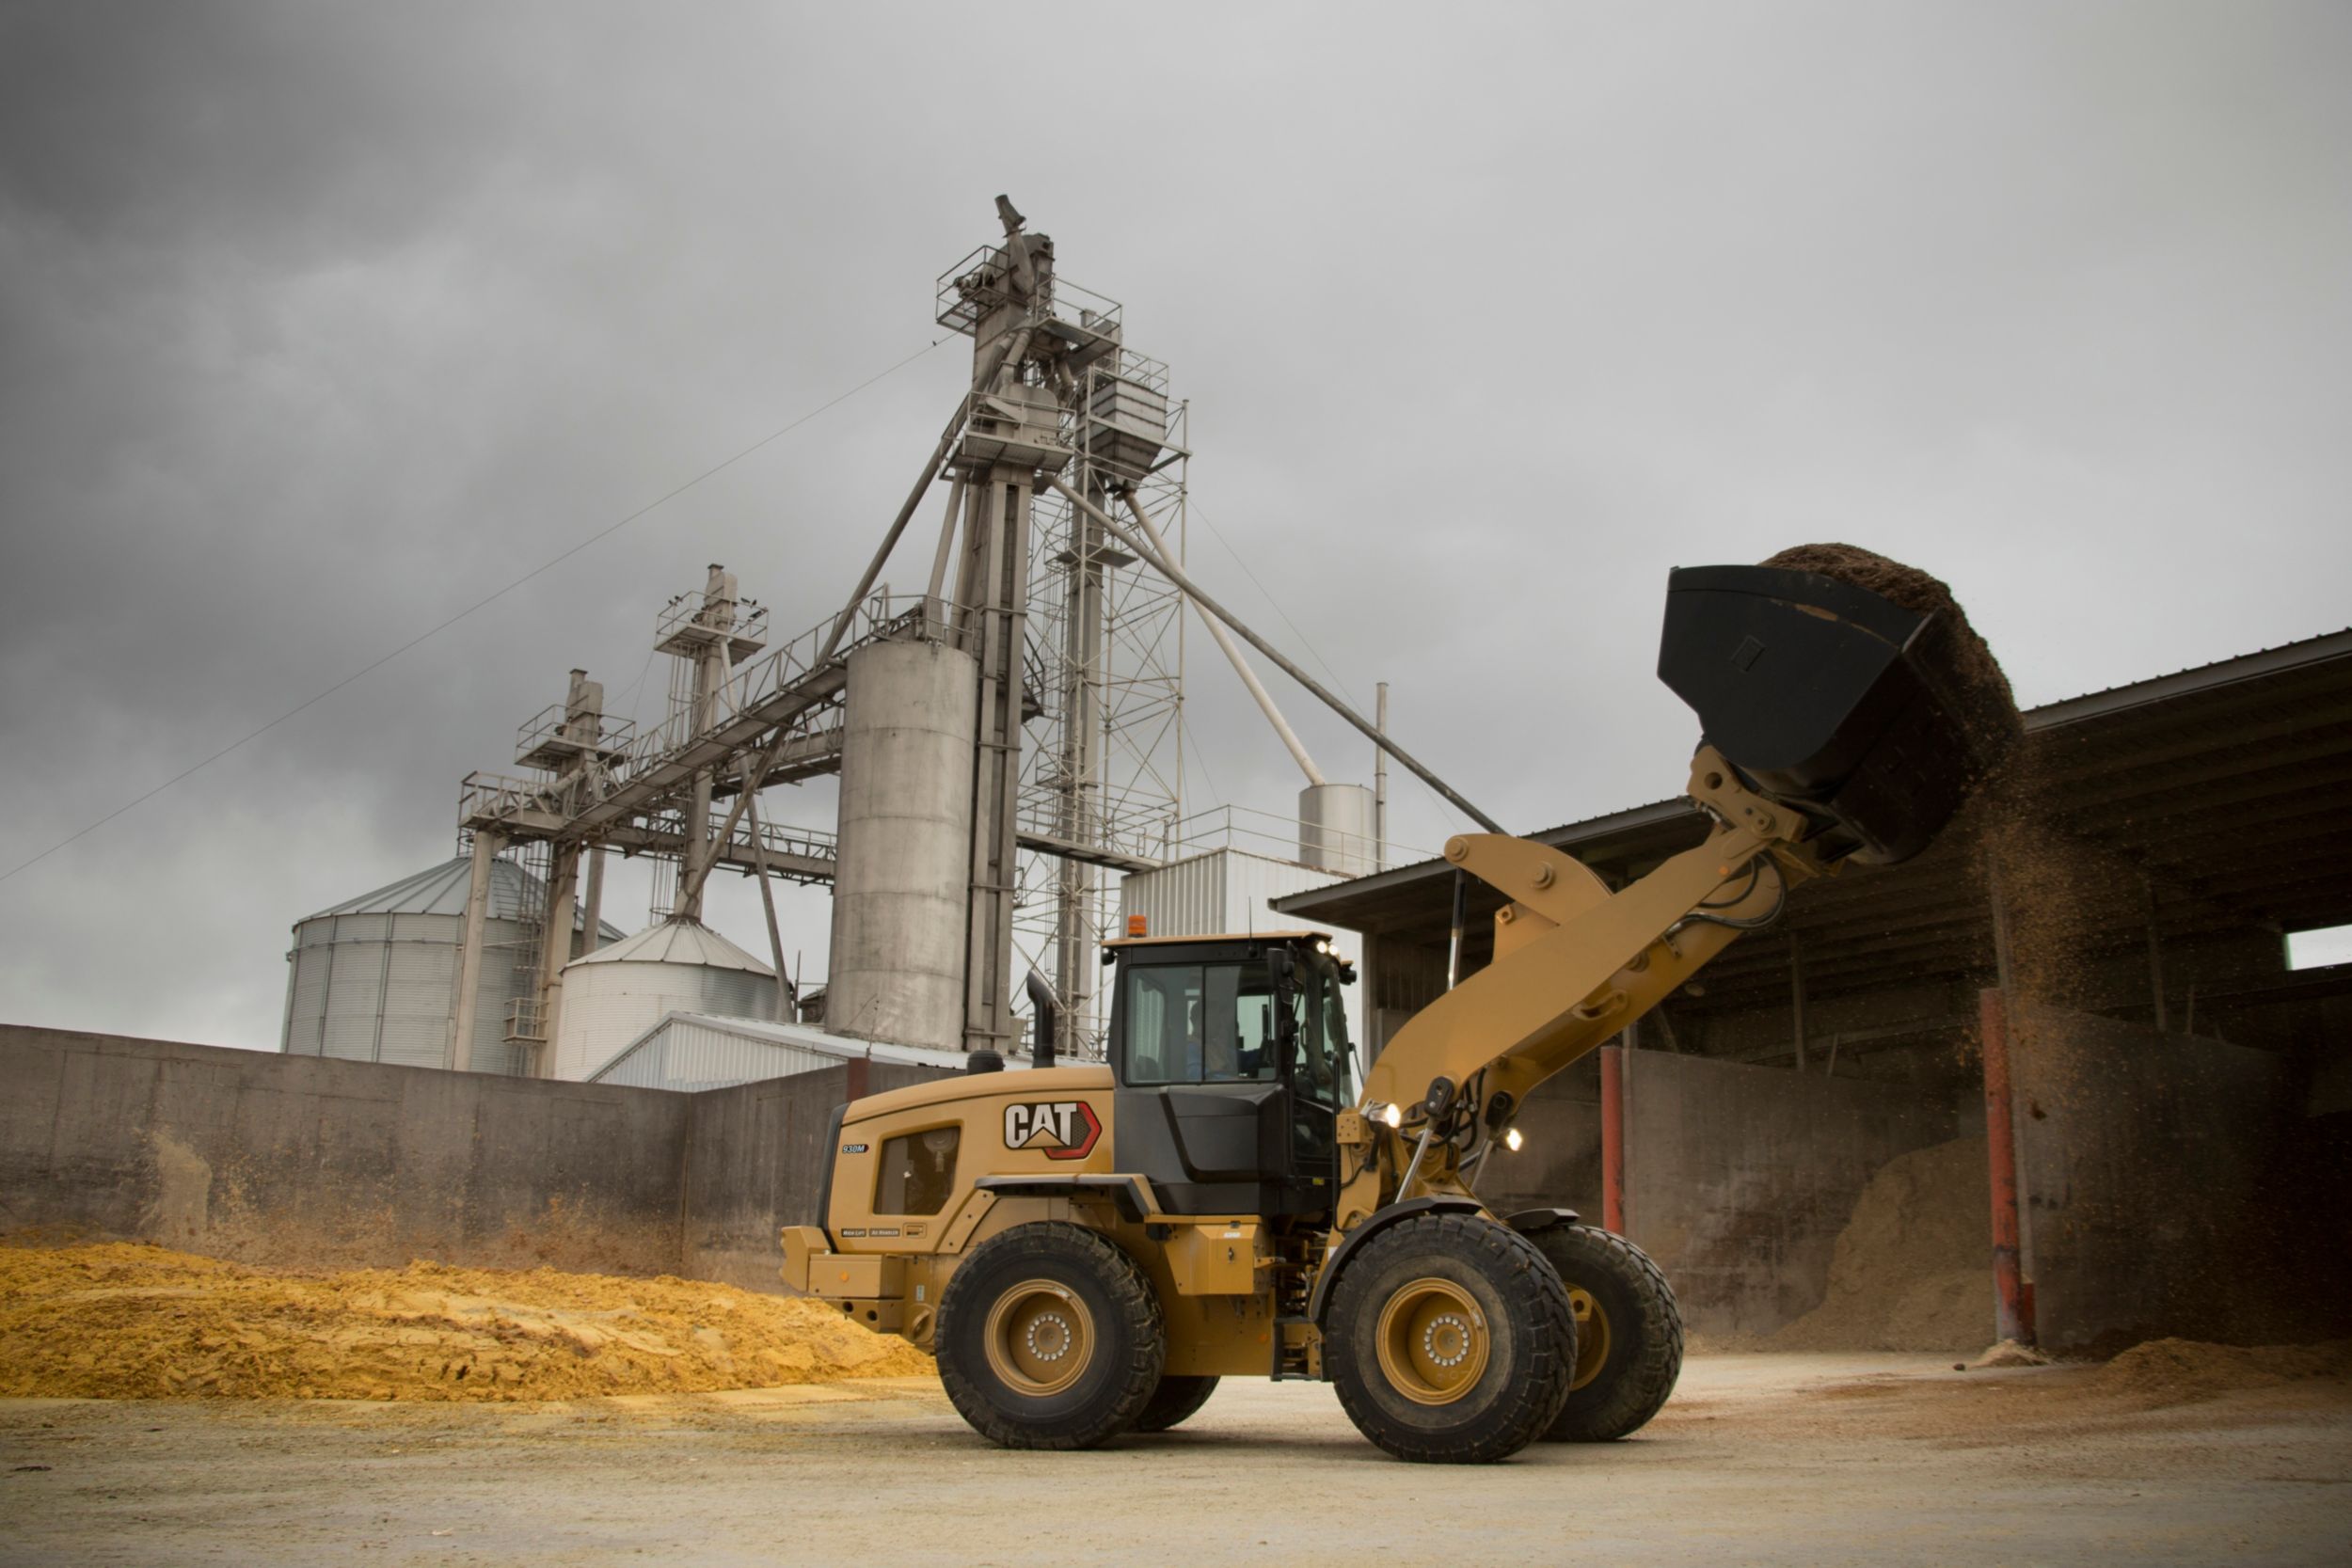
xmin=1109 ymin=946 xmax=1316 ymax=1216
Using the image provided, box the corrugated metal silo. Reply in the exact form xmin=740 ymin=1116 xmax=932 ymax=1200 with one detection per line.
xmin=549 ymin=917 xmax=778 ymax=1081
xmin=281 ymin=857 xmax=621 ymax=1073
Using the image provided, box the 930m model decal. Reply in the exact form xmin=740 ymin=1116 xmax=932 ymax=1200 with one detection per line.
xmin=1003 ymin=1101 xmax=1102 ymax=1161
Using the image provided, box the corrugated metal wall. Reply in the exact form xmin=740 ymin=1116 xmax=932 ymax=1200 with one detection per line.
xmin=1118 ymin=848 xmax=1366 ymax=1051
xmin=596 ymin=1018 xmax=843 ymax=1093
xmin=280 ymin=911 xmax=537 ymax=1072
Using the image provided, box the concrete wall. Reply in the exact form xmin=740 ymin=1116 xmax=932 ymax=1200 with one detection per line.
xmin=0 ymin=1026 xmax=691 ymax=1275
xmin=2014 ymin=1006 xmax=2301 ymax=1351
xmin=1491 ymin=1046 xmax=1965 ymax=1338
xmin=1619 ymin=1052 xmax=1965 ymax=1337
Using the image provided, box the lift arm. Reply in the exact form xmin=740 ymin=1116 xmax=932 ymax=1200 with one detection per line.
xmin=1330 ymin=749 xmax=1833 ymax=1229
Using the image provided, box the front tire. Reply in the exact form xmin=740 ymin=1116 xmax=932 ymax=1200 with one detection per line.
xmin=1325 ymin=1212 xmax=1575 ymax=1464
xmin=1531 ymin=1224 xmax=1682 ymax=1441
xmin=935 ymin=1222 xmax=1165 ymax=1449
xmin=1131 ymin=1373 xmax=1218 ymax=1433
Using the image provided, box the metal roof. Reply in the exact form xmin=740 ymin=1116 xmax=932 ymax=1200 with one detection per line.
xmin=566 ymin=915 xmax=775 ymax=975
xmin=300 ymin=855 xmax=625 ymax=938
xmin=587 ymin=1008 xmax=1018 ymax=1089
xmin=1274 ymin=626 xmax=2352 ymax=1016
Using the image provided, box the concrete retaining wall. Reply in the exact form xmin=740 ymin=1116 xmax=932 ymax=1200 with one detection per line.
xmin=2015 ymin=1006 xmax=2300 ymax=1351
xmin=0 ymin=1025 xmax=957 ymax=1293
xmin=1618 ymin=1051 xmax=1965 ymax=1337
xmin=0 ymin=1026 xmax=691 ymax=1275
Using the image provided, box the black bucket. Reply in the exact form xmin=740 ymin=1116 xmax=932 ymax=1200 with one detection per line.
xmin=1656 ymin=564 xmax=2012 ymax=864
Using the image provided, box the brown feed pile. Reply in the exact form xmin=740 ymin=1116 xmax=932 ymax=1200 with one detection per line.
xmin=2092 ymin=1337 xmax=2352 ymax=1403
xmin=0 ymin=1243 xmax=930 ymax=1402
xmin=1770 ymin=1137 xmax=1994 ymax=1352
xmin=1759 ymin=542 xmax=2024 ymax=773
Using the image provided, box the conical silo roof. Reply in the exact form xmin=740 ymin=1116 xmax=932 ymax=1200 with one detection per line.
xmin=300 ymin=855 xmax=624 ymax=939
xmin=565 ymin=915 xmax=775 ymax=975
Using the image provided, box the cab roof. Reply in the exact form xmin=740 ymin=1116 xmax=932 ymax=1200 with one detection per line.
xmin=1102 ymin=927 xmax=1334 ymax=950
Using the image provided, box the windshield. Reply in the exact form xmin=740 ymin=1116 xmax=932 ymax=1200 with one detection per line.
xmin=1120 ymin=948 xmax=1354 ymax=1103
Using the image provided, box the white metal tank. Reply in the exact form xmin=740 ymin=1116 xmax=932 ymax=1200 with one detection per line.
xmin=549 ymin=917 xmax=778 ymax=1081
xmin=281 ymin=857 xmax=621 ymax=1074
xmin=825 ymin=637 xmax=979 ymax=1051
xmin=1298 ymin=783 xmax=1377 ymax=876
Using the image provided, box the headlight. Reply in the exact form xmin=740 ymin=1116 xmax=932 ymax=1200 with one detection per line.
xmin=1503 ymin=1126 xmax=1524 ymax=1152
xmin=1364 ymin=1101 xmax=1404 ymax=1129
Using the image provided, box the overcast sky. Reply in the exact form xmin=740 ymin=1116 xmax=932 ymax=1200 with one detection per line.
xmin=3 ymin=1 xmax=2346 ymax=1051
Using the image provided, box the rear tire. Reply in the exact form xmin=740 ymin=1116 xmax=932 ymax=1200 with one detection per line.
xmin=1325 ymin=1212 xmax=1575 ymax=1464
xmin=935 ymin=1222 xmax=1165 ymax=1449
xmin=1531 ymin=1224 xmax=1682 ymax=1441
xmin=1131 ymin=1373 xmax=1219 ymax=1433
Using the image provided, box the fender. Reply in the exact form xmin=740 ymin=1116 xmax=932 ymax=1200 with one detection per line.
xmin=971 ymin=1173 xmax=1162 ymax=1224
xmin=1306 ymin=1195 xmax=1486 ymax=1327
xmin=1502 ymin=1207 xmax=1583 ymax=1234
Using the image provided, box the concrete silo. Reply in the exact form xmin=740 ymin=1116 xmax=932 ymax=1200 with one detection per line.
xmin=822 ymin=638 xmax=978 ymax=1053
xmin=549 ymin=918 xmax=778 ymax=1081
xmin=281 ymin=857 xmax=621 ymax=1074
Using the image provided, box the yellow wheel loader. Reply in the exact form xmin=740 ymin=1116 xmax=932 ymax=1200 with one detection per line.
xmin=781 ymin=558 xmax=2013 ymax=1463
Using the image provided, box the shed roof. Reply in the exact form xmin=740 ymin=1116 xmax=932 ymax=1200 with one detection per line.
xmin=1275 ymin=627 xmax=2352 ymax=1017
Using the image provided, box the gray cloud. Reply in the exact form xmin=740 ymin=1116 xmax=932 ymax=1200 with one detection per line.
xmin=3 ymin=1 xmax=2347 ymax=1047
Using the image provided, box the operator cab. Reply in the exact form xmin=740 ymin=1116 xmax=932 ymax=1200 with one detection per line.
xmin=1104 ymin=930 xmax=1357 ymax=1217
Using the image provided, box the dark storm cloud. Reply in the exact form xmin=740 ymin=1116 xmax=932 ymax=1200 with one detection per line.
xmin=2 ymin=1 xmax=2347 ymax=1047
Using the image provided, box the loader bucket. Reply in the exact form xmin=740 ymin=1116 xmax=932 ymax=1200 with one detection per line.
xmin=1656 ymin=563 xmax=2016 ymax=864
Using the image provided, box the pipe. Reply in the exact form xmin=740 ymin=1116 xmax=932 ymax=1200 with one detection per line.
xmin=1048 ymin=477 xmax=1502 ymax=834
xmin=1599 ymin=1043 xmax=1627 ymax=1235
xmin=1979 ymin=988 xmax=2034 ymax=1345
xmin=923 ymin=475 xmax=969 ymax=628
xmin=1374 ymin=682 xmax=1389 ymax=871
xmin=1113 ymin=490 xmax=1325 ymax=788
xmin=814 ymin=399 xmax=971 ymax=667
xmin=1024 ymin=969 xmax=1059 ymax=1069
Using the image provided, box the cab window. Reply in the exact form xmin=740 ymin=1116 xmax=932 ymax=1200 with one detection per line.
xmin=1122 ymin=961 xmax=1280 ymax=1085
xmin=874 ymin=1127 xmax=960 ymax=1215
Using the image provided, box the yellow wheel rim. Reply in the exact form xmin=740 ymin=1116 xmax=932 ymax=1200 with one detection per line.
xmin=1567 ymin=1285 xmax=1613 ymax=1391
xmin=982 ymin=1279 xmax=1095 ymax=1397
xmin=1374 ymin=1276 xmax=1490 ymax=1406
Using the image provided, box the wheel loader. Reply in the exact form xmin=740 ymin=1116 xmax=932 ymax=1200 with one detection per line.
xmin=780 ymin=557 xmax=2013 ymax=1463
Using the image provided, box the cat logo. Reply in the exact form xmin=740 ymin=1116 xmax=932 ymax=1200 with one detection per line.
xmin=1003 ymin=1101 xmax=1103 ymax=1162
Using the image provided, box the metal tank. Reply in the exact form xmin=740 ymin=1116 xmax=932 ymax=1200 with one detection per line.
xmin=1298 ymin=783 xmax=1377 ymax=876
xmin=549 ymin=917 xmax=778 ymax=1081
xmin=281 ymin=857 xmax=620 ymax=1074
xmin=825 ymin=638 xmax=979 ymax=1052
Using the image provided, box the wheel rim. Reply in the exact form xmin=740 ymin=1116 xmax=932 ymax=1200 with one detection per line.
xmin=981 ymin=1278 xmax=1095 ymax=1397
xmin=1567 ymin=1285 xmax=1613 ymax=1391
xmin=1374 ymin=1276 xmax=1490 ymax=1406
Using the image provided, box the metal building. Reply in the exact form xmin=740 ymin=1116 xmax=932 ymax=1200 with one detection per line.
xmin=1117 ymin=846 xmax=1365 ymax=1051
xmin=588 ymin=1011 xmax=1008 ymax=1094
xmin=281 ymin=856 xmax=622 ymax=1073
xmin=549 ymin=917 xmax=778 ymax=1082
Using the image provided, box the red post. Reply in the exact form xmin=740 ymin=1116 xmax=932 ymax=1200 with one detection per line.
xmin=1599 ymin=1043 xmax=1626 ymax=1235
xmin=1979 ymin=988 xmax=2032 ymax=1345
xmin=845 ymin=1055 xmax=870 ymax=1102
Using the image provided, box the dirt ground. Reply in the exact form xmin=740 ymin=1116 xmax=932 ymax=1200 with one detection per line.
xmin=5 ymin=1354 xmax=2347 ymax=1567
